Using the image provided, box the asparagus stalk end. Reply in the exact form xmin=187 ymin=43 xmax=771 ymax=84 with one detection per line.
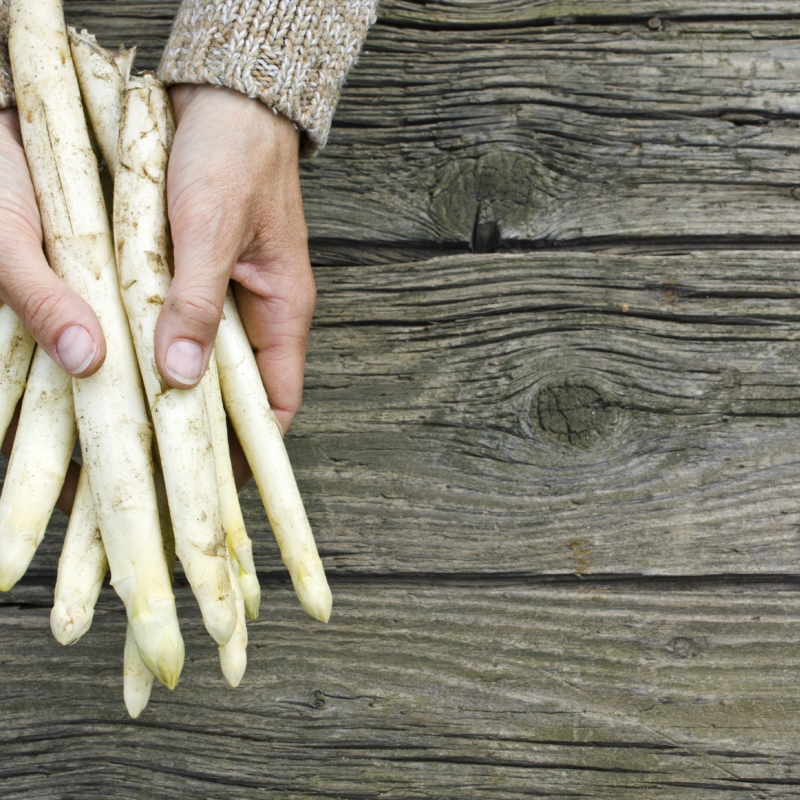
xmin=130 ymin=603 xmax=185 ymax=690
xmin=124 ymin=623 xmax=154 ymax=718
xmin=50 ymin=600 xmax=95 ymax=646
xmin=293 ymin=559 xmax=332 ymax=624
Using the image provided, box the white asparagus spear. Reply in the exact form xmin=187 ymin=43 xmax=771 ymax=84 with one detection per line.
xmin=123 ymin=621 xmax=153 ymax=718
xmin=202 ymin=353 xmax=261 ymax=619
xmin=68 ymin=28 xmax=134 ymax=179
xmin=0 ymin=304 xmax=35 ymax=443
xmin=68 ymin=35 xmax=168 ymax=710
xmin=76 ymin=42 xmax=242 ymax=692
xmin=52 ymin=444 xmax=175 ymax=715
xmin=0 ymin=347 xmax=76 ymax=591
xmin=216 ymin=292 xmax=332 ymax=623
xmin=124 ymin=453 xmax=174 ymax=717
xmin=9 ymin=0 xmax=183 ymax=689
xmin=114 ymin=74 xmax=237 ymax=646
xmin=218 ymin=552 xmax=247 ymax=688
xmin=50 ymin=467 xmax=106 ymax=644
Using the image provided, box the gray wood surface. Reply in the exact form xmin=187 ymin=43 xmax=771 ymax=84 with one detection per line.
xmin=25 ymin=250 xmax=800 ymax=578
xmin=3 ymin=581 xmax=800 ymax=798
xmin=3 ymin=1 xmax=800 ymax=797
xmin=64 ymin=1 xmax=800 ymax=264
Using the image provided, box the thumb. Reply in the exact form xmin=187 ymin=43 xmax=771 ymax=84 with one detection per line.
xmin=0 ymin=109 xmax=105 ymax=377
xmin=154 ymin=198 xmax=245 ymax=388
xmin=0 ymin=235 xmax=106 ymax=377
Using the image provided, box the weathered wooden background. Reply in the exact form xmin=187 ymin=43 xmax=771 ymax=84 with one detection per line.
xmin=3 ymin=1 xmax=800 ymax=797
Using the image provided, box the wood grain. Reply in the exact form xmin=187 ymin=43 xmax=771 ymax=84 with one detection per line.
xmin=60 ymin=1 xmax=800 ymax=265
xmin=282 ymin=250 xmax=800 ymax=577
xmin=1 ymin=581 xmax=799 ymax=798
xmin=380 ymin=1 xmax=800 ymax=27
xmin=306 ymin=16 xmax=800 ymax=263
xmin=3 ymin=3 xmax=800 ymax=795
xmin=15 ymin=250 xmax=800 ymax=579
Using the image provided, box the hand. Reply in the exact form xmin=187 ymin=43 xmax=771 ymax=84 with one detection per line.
xmin=0 ymin=88 xmax=315 ymax=497
xmin=0 ymin=108 xmax=106 ymax=377
xmin=161 ymin=85 xmax=315 ymax=437
xmin=1 ymin=88 xmax=315 ymax=433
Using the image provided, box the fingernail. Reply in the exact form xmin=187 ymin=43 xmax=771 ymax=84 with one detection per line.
xmin=165 ymin=340 xmax=204 ymax=385
xmin=56 ymin=325 xmax=97 ymax=374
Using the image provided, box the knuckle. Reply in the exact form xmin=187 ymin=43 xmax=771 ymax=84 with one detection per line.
xmin=171 ymin=185 xmax=241 ymax=237
xmin=167 ymin=291 xmax=223 ymax=333
xmin=20 ymin=287 xmax=62 ymax=339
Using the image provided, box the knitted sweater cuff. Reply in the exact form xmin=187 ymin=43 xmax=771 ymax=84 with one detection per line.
xmin=0 ymin=1 xmax=14 ymax=109
xmin=158 ymin=0 xmax=378 ymax=157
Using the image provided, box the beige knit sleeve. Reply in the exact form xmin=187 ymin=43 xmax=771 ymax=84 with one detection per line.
xmin=0 ymin=0 xmax=14 ymax=109
xmin=158 ymin=0 xmax=379 ymax=156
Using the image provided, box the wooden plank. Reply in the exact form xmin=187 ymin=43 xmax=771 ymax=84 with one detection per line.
xmin=380 ymin=1 xmax=800 ymax=27
xmin=16 ymin=250 xmax=800 ymax=579
xmin=287 ymin=250 xmax=800 ymax=576
xmin=1 ymin=581 xmax=799 ymax=798
xmin=62 ymin=0 xmax=800 ymax=50
xmin=59 ymin=2 xmax=800 ymax=264
xmin=305 ymin=17 xmax=800 ymax=263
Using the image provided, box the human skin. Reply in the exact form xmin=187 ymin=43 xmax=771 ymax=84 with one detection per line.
xmin=0 ymin=85 xmax=316 ymax=508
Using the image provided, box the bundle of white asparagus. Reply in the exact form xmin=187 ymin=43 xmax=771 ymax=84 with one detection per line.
xmin=0 ymin=0 xmax=331 ymax=718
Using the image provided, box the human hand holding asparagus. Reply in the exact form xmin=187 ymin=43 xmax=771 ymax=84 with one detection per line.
xmin=161 ymin=83 xmax=316 ymax=436
xmin=0 ymin=0 xmax=329 ymax=716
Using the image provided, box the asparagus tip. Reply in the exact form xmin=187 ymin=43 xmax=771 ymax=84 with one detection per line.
xmin=130 ymin=611 xmax=184 ymax=690
xmin=50 ymin=600 xmax=94 ymax=645
xmin=238 ymin=574 xmax=261 ymax=620
xmin=219 ymin=639 xmax=247 ymax=688
xmin=124 ymin=623 xmax=154 ymax=717
xmin=0 ymin=529 xmax=39 ymax=592
xmin=294 ymin=561 xmax=333 ymax=623
xmin=124 ymin=679 xmax=152 ymax=718
xmin=194 ymin=579 xmax=238 ymax=646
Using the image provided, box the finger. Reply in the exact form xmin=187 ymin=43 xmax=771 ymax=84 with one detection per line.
xmin=154 ymin=199 xmax=246 ymax=388
xmin=233 ymin=261 xmax=316 ymax=434
xmin=0 ymin=239 xmax=106 ymax=378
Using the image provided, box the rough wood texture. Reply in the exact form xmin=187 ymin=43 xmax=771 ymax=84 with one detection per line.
xmin=380 ymin=1 xmax=800 ymax=26
xmin=26 ymin=250 xmax=800 ymax=578
xmin=3 ymin=2 xmax=800 ymax=797
xmin=305 ymin=16 xmax=800 ymax=263
xmin=62 ymin=1 xmax=800 ymax=264
xmin=2 ymin=581 xmax=800 ymax=798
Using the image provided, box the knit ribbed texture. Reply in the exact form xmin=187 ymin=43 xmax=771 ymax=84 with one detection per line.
xmin=0 ymin=1 xmax=14 ymax=108
xmin=0 ymin=0 xmax=377 ymax=154
xmin=158 ymin=0 xmax=378 ymax=155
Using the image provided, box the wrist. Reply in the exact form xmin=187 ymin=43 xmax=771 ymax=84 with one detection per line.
xmin=167 ymin=84 xmax=300 ymax=158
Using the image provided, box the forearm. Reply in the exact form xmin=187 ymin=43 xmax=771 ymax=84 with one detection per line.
xmin=157 ymin=0 xmax=378 ymax=156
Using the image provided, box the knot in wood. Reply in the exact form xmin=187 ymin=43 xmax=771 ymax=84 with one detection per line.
xmin=429 ymin=151 xmax=548 ymax=249
xmin=668 ymin=637 xmax=708 ymax=659
xmin=536 ymin=379 xmax=616 ymax=447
